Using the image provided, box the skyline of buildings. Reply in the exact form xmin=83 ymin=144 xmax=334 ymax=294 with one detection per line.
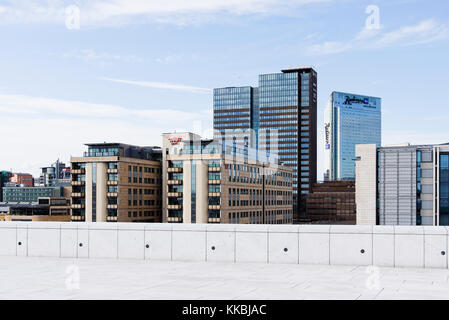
xmin=4 ymin=64 xmax=448 ymax=227
xmin=38 ymin=160 xmax=71 ymax=187
xmin=214 ymin=67 xmax=318 ymax=223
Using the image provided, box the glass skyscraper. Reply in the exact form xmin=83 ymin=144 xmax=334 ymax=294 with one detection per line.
xmin=324 ymin=91 xmax=381 ymax=181
xmin=213 ymin=86 xmax=259 ymax=148
xmin=214 ymin=67 xmax=318 ymax=222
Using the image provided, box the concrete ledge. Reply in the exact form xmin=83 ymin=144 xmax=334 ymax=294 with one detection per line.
xmin=0 ymin=222 xmax=447 ymax=269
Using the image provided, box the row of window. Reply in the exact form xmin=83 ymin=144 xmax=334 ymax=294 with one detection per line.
xmin=127 ymin=211 xmax=162 ymax=218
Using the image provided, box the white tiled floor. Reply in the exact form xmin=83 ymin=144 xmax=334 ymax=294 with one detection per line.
xmin=1 ymin=256 xmax=449 ymax=300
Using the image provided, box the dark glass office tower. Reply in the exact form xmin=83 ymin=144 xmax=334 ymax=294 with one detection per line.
xmin=213 ymin=86 xmax=259 ymax=149
xmin=213 ymin=67 xmax=318 ymax=223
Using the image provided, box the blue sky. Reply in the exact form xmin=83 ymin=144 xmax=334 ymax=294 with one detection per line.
xmin=0 ymin=0 xmax=448 ymax=178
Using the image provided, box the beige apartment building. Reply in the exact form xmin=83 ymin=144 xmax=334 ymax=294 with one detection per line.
xmin=162 ymin=132 xmax=293 ymax=224
xmin=71 ymin=143 xmax=162 ymax=222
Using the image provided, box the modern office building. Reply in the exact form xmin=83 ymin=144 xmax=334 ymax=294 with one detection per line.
xmin=324 ymin=92 xmax=381 ymax=181
xmin=306 ymin=181 xmax=356 ymax=224
xmin=2 ymin=186 xmax=62 ymax=202
xmin=0 ymin=197 xmax=71 ymax=222
xmin=213 ymin=86 xmax=259 ymax=148
xmin=39 ymin=160 xmax=71 ymax=187
xmin=214 ymin=67 xmax=317 ymax=223
xmin=70 ymin=143 xmax=162 ymax=223
xmin=355 ymin=143 xmax=449 ymax=226
xmin=162 ymin=132 xmax=293 ymax=224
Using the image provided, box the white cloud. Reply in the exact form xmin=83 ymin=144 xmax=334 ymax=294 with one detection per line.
xmin=61 ymin=49 xmax=145 ymax=65
xmin=0 ymin=0 xmax=332 ymax=26
xmin=100 ymin=77 xmax=211 ymax=94
xmin=308 ymin=19 xmax=449 ymax=55
xmin=0 ymin=93 xmax=212 ymax=176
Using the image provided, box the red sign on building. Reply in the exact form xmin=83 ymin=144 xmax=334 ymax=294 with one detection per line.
xmin=168 ymin=137 xmax=182 ymax=145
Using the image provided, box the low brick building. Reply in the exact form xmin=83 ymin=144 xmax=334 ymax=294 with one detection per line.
xmin=306 ymin=181 xmax=356 ymax=224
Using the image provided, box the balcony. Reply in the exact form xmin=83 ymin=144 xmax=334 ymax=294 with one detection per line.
xmin=107 ymin=169 xmax=118 ymax=174
xmin=168 ymin=167 xmax=183 ymax=173
xmin=168 ymin=180 xmax=183 ymax=185
xmin=208 ymin=167 xmax=220 ymax=172
xmin=208 ymin=180 xmax=221 ymax=185
xmin=107 ymin=180 xmax=118 ymax=185
xmin=107 ymin=192 xmax=118 ymax=197
xmin=71 ymin=181 xmax=85 ymax=186
xmin=71 ymin=169 xmax=85 ymax=174
xmin=71 ymin=215 xmax=85 ymax=221
xmin=84 ymin=151 xmax=120 ymax=157
xmin=167 ymin=216 xmax=182 ymax=222
xmin=168 ymin=192 xmax=182 ymax=197
xmin=107 ymin=204 xmax=118 ymax=209
xmin=208 ymin=192 xmax=221 ymax=197
xmin=72 ymin=192 xmax=85 ymax=197
xmin=168 ymin=204 xmax=182 ymax=210
xmin=208 ymin=205 xmax=221 ymax=210
xmin=71 ymin=204 xmax=85 ymax=209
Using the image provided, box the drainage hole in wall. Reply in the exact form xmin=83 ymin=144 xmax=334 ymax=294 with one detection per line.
xmin=211 ymin=246 xmax=216 ymax=251
xmin=442 ymin=251 xmax=446 ymax=256
xmin=360 ymin=249 xmax=365 ymax=254
xmin=146 ymin=244 xmax=150 ymax=249
xmin=79 ymin=243 xmax=83 ymax=247
xmin=18 ymin=242 xmax=22 ymax=246
xmin=284 ymin=248 xmax=288 ymax=252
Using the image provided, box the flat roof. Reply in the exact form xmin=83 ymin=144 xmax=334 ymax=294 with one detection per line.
xmin=1 ymin=257 xmax=448 ymax=300
xmin=85 ymin=143 xmax=161 ymax=149
xmin=281 ymin=66 xmax=316 ymax=73
xmin=332 ymin=91 xmax=381 ymax=100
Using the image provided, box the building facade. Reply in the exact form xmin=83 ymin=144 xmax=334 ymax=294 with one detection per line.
xmin=9 ymin=173 xmax=34 ymax=187
xmin=356 ymin=143 xmax=449 ymax=226
xmin=214 ymin=67 xmax=317 ymax=223
xmin=0 ymin=171 xmax=12 ymax=202
xmin=324 ymin=92 xmax=381 ymax=181
xmin=213 ymin=86 xmax=259 ymax=148
xmin=39 ymin=160 xmax=71 ymax=187
xmin=162 ymin=132 xmax=293 ymax=224
xmin=306 ymin=181 xmax=356 ymax=224
xmin=1 ymin=197 xmax=71 ymax=222
xmin=2 ymin=186 xmax=62 ymax=202
xmin=71 ymin=143 xmax=162 ymax=223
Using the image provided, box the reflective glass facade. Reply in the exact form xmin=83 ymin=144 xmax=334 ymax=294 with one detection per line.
xmin=213 ymin=86 xmax=258 ymax=148
xmin=214 ymin=68 xmax=318 ymax=222
xmin=440 ymin=154 xmax=449 ymax=225
xmin=325 ymin=92 xmax=381 ymax=181
xmin=259 ymin=72 xmax=298 ymax=107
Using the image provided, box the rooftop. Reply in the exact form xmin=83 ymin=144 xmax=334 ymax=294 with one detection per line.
xmin=1 ymin=256 xmax=449 ymax=300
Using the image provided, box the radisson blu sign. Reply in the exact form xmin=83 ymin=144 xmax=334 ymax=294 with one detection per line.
xmin=333 ymin=92 xmax=380 ymax=110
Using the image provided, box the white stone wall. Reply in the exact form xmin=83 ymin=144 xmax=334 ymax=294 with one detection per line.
xmin=356 ymin=144 xmax=377 ymax=225
xmin=0 ymin=222 xmax=448 ymax=269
